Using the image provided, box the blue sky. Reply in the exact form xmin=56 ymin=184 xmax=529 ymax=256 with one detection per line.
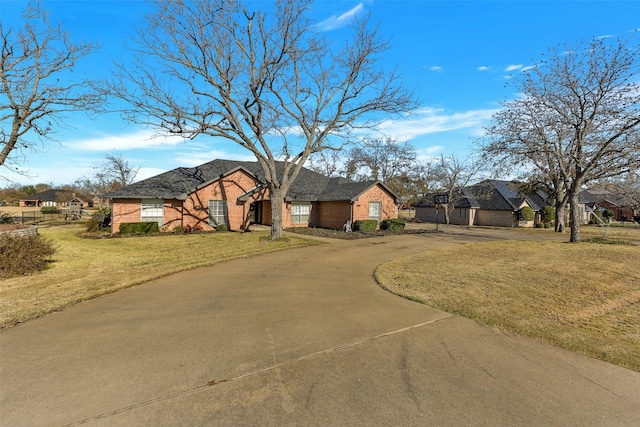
xmin=2 ymin=0 xmax=639 ymax=186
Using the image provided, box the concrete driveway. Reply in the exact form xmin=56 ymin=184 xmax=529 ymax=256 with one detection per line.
xmin=1 ymin=227 xmax=639 ymax=426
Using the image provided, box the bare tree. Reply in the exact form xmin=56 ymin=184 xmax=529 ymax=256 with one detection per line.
xmin=0 ymin=3 xmax=100 ymax=176
xmin=75 ymin=152 xmax=141 ymax=208
xmin=105 ymin=0 xmax=417 ymax=239
xmin=481 ymin=38 xmax=640 ymax=242
xmin=345 ymin=137 xmax=417 ymax=182
xmin=100 ymin=153 xmax=140 ymax=188
xmin=306 ymin=150 xmax=343 ymax=177
xmin=433 ymin=154 xmax=486 ymax=224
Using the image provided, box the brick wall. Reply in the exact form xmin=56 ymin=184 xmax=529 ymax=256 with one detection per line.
xmin=351 ymin=185 xmax=398 ymax=228
xmin=312 ymin=201 xmax=351 ymax=230
xmin=183 ymin=170 xmax=266 ymax=231
xmin=111 ymin=199 xmax=142 ymax=232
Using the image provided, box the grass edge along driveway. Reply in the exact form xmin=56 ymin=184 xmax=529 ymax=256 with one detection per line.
xmin=0 ymin=226 xmax=321 ymax=328
xmin=375 ymin=240 xmax=640 ymax=372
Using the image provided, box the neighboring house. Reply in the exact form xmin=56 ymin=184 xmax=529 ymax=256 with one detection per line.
xmin=413 ymin=180 xmax=550 ymax=227
xmin=579 ymin=189 xmax=639 ymax=222
xmin=103 ymin=159 xmax=398 ymax=233
xmin=19 ymin=189 xmax=90 ymax=209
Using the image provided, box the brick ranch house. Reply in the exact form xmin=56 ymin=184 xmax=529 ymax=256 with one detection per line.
xmin=104 ymin=159 xmax=398 ymax=233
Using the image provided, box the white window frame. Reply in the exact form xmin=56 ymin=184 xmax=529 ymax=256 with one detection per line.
xmin=369 ymin=201 xmax=382 ymax=221
xmin=141 ymin=199 xmax=164 ymax=226
xmin=291 ymin=202 xmax=311 ymax=224
xmin=208 ymin=200 xmax=228 ymax=227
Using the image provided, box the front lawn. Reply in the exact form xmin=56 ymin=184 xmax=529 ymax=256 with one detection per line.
xmin=0 ymin=225 xmax=319 ymax=328
xmin=375 ymin=240 xmax=640 ymax=371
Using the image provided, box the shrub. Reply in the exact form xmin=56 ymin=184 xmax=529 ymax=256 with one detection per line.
xmin=172 ymin=225 xmax=187 ymax=234
xmin=119 ymin=222 xmax=160 ymax=234
xmin=86 ymin=209 xmax=111 ymax=233
xmin=519 ymin=206 xmax=535 ymax=222
xmin=542 ymin=206 xmax=555 ymax=224
xmin=602 ymin=209 xmax=614 ymax=223
xmin=535 ymin=222 xmax=545 ymax=228
xmin=380 ymin=218 xmax=406 ymax=231
xmin=216 ymin=224 xmax=228 ymax=232
xmin=0 ymin=211 xmax=13 ymax=224
xmin=354 ymin=219 xmax=378 ymax=232
xmin=40 ymin=206 xmax=60 ymax=214
xmin=0 ymin=234 xmax=56 ymax=277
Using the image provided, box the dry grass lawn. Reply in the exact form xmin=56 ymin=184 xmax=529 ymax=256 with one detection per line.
xmin=375 ymin=237 xmax=640 ymax=371
xmin=0 ymin=225 xmax=320 ymax=328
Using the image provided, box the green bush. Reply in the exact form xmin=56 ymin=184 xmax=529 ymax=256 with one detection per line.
xmin=354 ymin=219 xmax=378 ymax=232
xmin=380 ymin=218 xmax=406 ymax=231
xmin=119 ymin=222 xmax=160 ymax=234
xmin=602 ymin=209 xmax=614 ymax=222
xmin=535 ymin=222 xmax=545 ymax=228
xmin=216 ymin=224 xmax=228 ymax=232
xmin=40 ymin=206 xmax=60 ymax=214
xmin=86 ymin=209 xmax=111 ymax=232
xmin=542 ymin=206 xmax=555 ymax=224
xmin=0 ymin=234 xmax=56 ymax=277
xmin=519 ymin=206 xmax=535 ymax=222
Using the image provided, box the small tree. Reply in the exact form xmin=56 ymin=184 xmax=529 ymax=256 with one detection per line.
xmin=105 ymin=0 xmax=417 ymax=239
xmin=433 ymin=154 xmax=486 ymax=224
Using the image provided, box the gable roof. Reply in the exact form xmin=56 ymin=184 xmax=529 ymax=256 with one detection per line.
xmin=104 ymin=159 xmax=396 ymax=203
xmin=579 ymin=189 xmax=638 ymax=207
xmin=20 ymin=189 xmax=71 ymax=202
xmin=414 ymin=180 xmax=549 ymax=211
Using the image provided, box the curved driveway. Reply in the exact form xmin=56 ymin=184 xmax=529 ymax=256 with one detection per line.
xmin=1 ymin=227 xmax=639 ymax=426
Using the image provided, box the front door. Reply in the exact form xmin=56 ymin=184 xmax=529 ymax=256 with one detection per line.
xmin=249 ymin=202 xmax=263 ymax=224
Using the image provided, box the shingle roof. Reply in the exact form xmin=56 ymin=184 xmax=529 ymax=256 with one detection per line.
xmin=413 ymin=180 xmax=549 ymax=211
xmin=20 ymin=189 xmax=71 ymax=202
xmin=104 ymin=159 xmax=396 ymax=203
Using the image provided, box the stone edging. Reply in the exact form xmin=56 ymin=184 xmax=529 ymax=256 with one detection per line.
xmin=0 ymin=226 xmax=38 ymax=237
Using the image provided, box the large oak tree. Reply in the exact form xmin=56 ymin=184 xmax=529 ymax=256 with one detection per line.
xmin=106 ymin=0 xmax=416 ymax=239
xmin=482 ymin=38 xmax=640 ymax=242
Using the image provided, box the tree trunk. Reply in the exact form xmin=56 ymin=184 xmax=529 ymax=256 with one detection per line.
xmin=269 ymin=187 xmax=286 ymax=240
xmin=568 ymin=190 xmax=581 ymax=243
xmin=555 ymin=202 xmax=566 ymax=233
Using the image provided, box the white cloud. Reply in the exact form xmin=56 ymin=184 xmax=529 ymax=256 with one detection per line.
xmin=504 ymin=64 xmax=523 ymax=72
xmin=363 ymin=107 xmax=498 ymax=141
xmin=429 ymin=66 xmax=444 ymax=72
xmin=66 ymin=129 xmax=188 ymax=151
xmin=596 ymin=34 xmax=613 ymax=39
xmin=477 ymin=66 xmax=491 ymax=71
xmin=520 ymin=65 xmax=536 ymax=72
xmin=315 ymin=3 xmax=364 ymax=31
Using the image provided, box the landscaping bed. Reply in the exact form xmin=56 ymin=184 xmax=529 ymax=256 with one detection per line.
xmin=285 ymin=226 xmax=434 ymax=240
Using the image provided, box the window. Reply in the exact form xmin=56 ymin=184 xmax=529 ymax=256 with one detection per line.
xmin=291 ymin=203 xmax=311 ymax=224
xmin=369 ymin=201 xmax=382 ymax=221
xmin=208 ymin=200 xmax=227 ymax=226
xmin=141 ymin=199 xmax=164 ymax=226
